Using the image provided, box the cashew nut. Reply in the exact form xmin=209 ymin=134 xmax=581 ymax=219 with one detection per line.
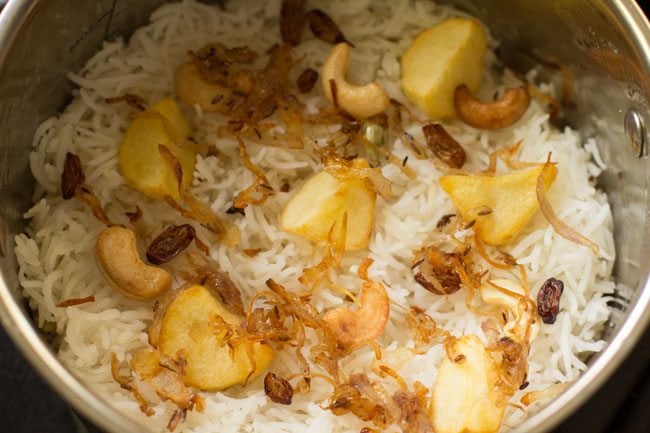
xmin=322 ymin=258 xmax=390 ymax=351
xmin=454 ymin=84 xmax=530 ymax=130
xmin=480 ymin=279 xmax=539 ymax=342
xmin=96 ymin=226 xmax=172 ymax=300
xmin=322 ymin=43 xmax=390 ymax=119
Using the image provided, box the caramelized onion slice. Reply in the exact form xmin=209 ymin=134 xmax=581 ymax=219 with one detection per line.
xmin=521 ymin=383 xmax=567 ymax=406
xmin=536 ymin=161 xmax=599 ymax=256
xmin=159 ymin=145 xmax=240 ymax=246
xmin=233 ymin=139 xmax=275 ymax=210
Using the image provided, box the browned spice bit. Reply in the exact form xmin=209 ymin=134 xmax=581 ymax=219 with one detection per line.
xmin=402 ymin=156 xmax=408 ymax=167
xmin=307 ymin=9 xmax=353 ymax=46
xmin=264 ymin=372 xmax=294 ymax=405
xmin=460 ymin=219 xmax=476 ymax=230
xmin=477 ymin=207 xmax=493 ymax=216
xmin=147 ymin=224 xmax=196 ymax=265
xmin=422 ymin=123 xmax=466 ymax=168
xmin=500 ymin=252 xmax=517 ymax=266
xmin=211 ymin=94 xmax=224 ymax=105
xmin=56 ymin=295 xmax=95 ymax=308
xmin=537 ymin=277 xmax=564 ymax=324
xmin=436 ymin=213 xmax=455 ymax=229
xmin=226 ymin=205 xmax=245 ymax=216
xmin=243 ymin=248 xmax=263 ymax=257
xmin=296 ymin=68 xmax=319 ymax=94
xmin=61 ymin=152 xmax=86 ymax=200
xmin=519 ymin=381 xmax=530 ymax=390
xmin=413 ymin=248 xmax=462 ymax=295
xmin=125 ymin=206 xmax=143 ymax=224
xmin=453 ymin=354 xmax=466 ymax=363
xmin=105 ymin=93 xmax=146 ymax=111
xmin=280 ymin=0 xmax=308 ymax=46
xmin=280 ymin=181 xmax=291 ymax=193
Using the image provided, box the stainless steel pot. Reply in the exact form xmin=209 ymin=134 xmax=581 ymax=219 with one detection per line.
xmin=0 ymin=1 xmax=649 ymax=432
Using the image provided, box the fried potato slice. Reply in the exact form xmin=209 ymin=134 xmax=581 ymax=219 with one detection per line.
xmin=430 ymin=335 xmax=504 ymax=433
xmin=401 ymin=18 xmax=487 ymax=119
xmin=439 ymin=165 xmax=557 ymax=245
xmin=118 ymin=98 xmax=196 ymax=199
xmin=281 ymin=159 xmax=376 ymax=251
xmin=159 ymin=285 xmax=274 ymax=391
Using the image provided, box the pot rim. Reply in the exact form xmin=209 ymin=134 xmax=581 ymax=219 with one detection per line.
xmin=0 ymin=1 xmax=649 ymax=433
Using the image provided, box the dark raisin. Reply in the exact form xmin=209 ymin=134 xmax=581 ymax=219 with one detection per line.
xmin=61 ymin=152 xmax=86 ymax=200
xmin=307 ymin=9 xmax=352 ymax=46
xmin=422 ymin=123 xmax=466 ymax=168
xmin=296 ymin=68 xmax=319 ymax=94
xmin=264 ymin=373 xmax=293 ymax=405
xmin=146 ymin=224 xmax=196 ymax=265
xmin=280 ymin=0 xmax=307 ymax=46
xmin=537 ymin=277 xmax=564 ymax=324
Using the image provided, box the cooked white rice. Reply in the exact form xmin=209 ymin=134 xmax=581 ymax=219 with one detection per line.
xmin=15 ymin=0 xmax=616 ymax=431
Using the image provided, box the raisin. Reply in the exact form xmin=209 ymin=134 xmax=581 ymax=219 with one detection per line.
xmin=280 ymin=0 xmax=307 ymax=46
xmin=296 ymin=68 xmax=319 ymax=94
xmin=146 ymin=224 xmax=196 ymax=265
xmin=422 ymin=123 xmax=466 ymax=168
xmin=61 ymin=152 xmax=86 ymax=200
xmin=537 ymin=277 xmax=564 ymax=324
xmin=307 ymin=9 xmax=353 ymax=46
xmin=264 ymin=373 xmax=293 ymax=405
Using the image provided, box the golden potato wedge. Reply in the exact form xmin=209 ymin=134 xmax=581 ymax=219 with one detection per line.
xmin=159 ymin=285 xmax=274 ymax=391
xmin=401 ymin=18 xmax=487 ymax=119
xmin=281 ymin=159 xmax=376 ymax=251
xmin=439 ymin=165 xmax=558 ymax=245
xmin=175 ymin=62 xmax=253 ymax=114
xmin=430 ymin=335 xmax=504 ymax=433
xmin=118 ymin=98 xmax=196 ymax=200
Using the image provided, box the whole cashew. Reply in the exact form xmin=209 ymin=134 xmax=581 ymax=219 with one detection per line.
xmin=322 ymin=43 xmax=391 ymax=119
xmin=454 ymin=84 xmax=530 ymax=130
xmin=96 ymin=226 xmax=172 ymax=300
xmin=322 ymin=258 xmax=390 ymax=352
